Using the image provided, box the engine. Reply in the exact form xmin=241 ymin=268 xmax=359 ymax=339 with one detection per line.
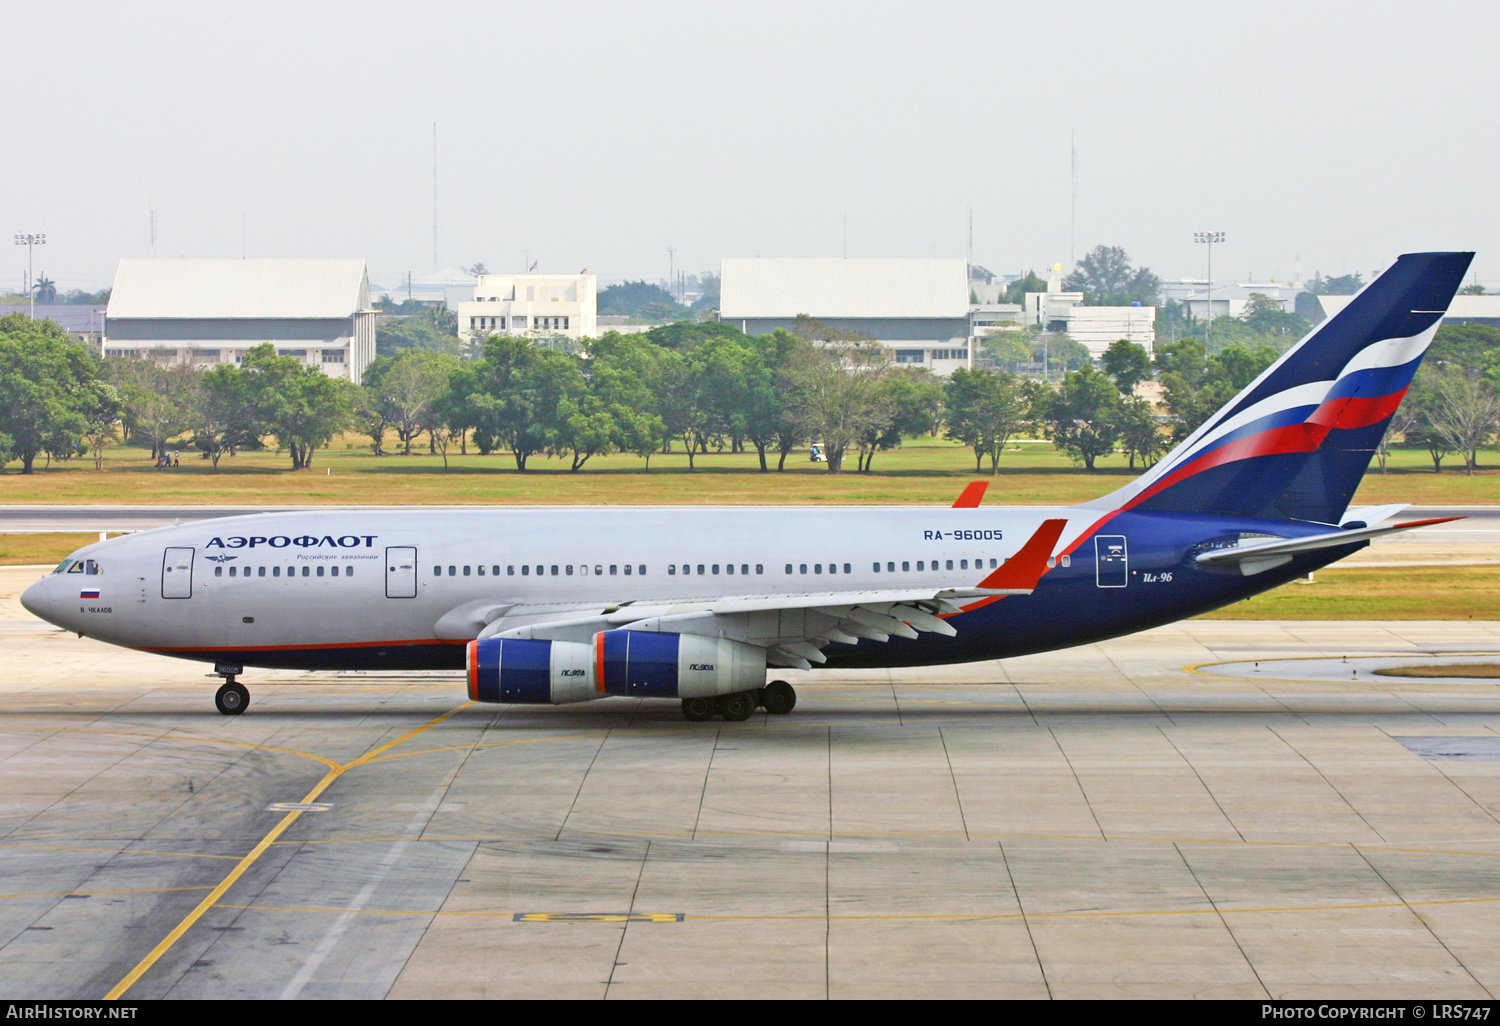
xmin=466 ymin=638 xmax=597 ymax=704
xmin=466 ymin=630 xmax=767 ymax=704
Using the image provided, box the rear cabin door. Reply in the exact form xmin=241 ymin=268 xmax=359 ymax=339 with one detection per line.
xmin=386 ymin=546 xmax=417 ymax=598
xmin=1094 ymin=535 xmax=1128 ymax=588
xmin=162 ymin=547 xmax=195 ymax=599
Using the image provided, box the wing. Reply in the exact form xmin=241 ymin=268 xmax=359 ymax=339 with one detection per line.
xmin=444 ymin=518 xmax=1068 ymax=669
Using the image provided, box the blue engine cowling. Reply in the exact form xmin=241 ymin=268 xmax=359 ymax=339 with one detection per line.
xmin=466 ymin=638 xmax=598 ymax=704
xmin=594 ymin=630 xmax=766 ymax=698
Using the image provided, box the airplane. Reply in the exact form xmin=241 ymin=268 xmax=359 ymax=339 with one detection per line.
xmin=20 ymin=251 xmax=1473 ymax=719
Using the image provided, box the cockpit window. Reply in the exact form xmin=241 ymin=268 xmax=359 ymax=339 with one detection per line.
xmin=84 ymin=560 xmax=100 ymax=575
xmin=52 ymin=560 xmax=72 ymax=574
xmin=65 ymin=561 xmax=84 ymax=574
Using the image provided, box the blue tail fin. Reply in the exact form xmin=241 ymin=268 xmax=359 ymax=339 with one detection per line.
xmin=1089 ymin=251 xmax=1473 ymax=524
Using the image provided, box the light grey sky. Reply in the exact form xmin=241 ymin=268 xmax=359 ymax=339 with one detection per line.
xmin=5 ymin=0 xmax=1497 ymax=295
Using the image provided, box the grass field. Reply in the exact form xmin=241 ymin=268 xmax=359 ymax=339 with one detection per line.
xmin=1 ymin=435 xmax=1495 ymax=507
xmin=1374 ymin=664 xmax=1500 ymax=678
xmin=1194 ymin=565 xmax=1500 ymax=620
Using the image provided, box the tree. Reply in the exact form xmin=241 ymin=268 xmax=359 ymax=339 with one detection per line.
xmin=465 ymin=262 xmax=490 ymax=277
xmin=1030 ymin=331 xmax=1092 ymax=375
xmin=1003 ymin=270 xmax=1048 ymax=305
xmin=598 ymin=280 xmax=687 ymax=321
xmin=1041 ymin=366 xmax=1122 ymax=469
xmin=856 ymin=369 xmax=944 ymax=472
xmin=103 ymin=354 xmax=199 ymax=461
xmin=1417 ymin=364 xmax=1500 ymax=474
xmin=1100 ymin=339 xmax=1151 ymax=394
xmin=1306 ymin=272 xmax=1364 ymax=296
xmin=1460 ymin=283 xmax=1488 ymax=296
xmin=982 ymin=326 xmax=1033 ymax=368
xmin=782 ymin=326 xmax=893 ymax=474
xmin=363 ymin=349 xmax=459 ymax=455
xmin=1428 ymin=323 xmax=1500 ymax=370
xmin=944 ymin=368 xmax=1029 ymax=474
xmin=1240 ymin=292 xmax=1311 ymax=339
xmin=31 ymin=276 xmax=57 ymax=304
xmin=1115 ymin=394 xmax=1164 ymax=469
xmin=242 ymin=345 xmax=356 ymax=470
xmin=450 ymin=336 xmax=581 ymax=471
xmin=0 ymin=315 xmax=98 ymax=473
xmin=80 ymin=382 xmax=122 ymax=471
xmin=377 ymin=308 xmax=461 ymax=357
xmin=1063 ymin=245 xmax=1161 ymax=306
xmin=1156 ymin=340 xmax=1277 ymax=442
xmin=195 ymin=364 xmax=262 ymax=467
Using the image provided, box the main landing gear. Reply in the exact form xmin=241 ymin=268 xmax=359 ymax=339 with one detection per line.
xmin=211 ymin=662 xmax=249 ymax=716
xmin=680 ymin=681 xmax=797 ymax=722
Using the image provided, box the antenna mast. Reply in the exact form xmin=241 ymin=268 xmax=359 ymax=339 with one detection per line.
xmin=432 ymin=122 xmax=438 ymax=269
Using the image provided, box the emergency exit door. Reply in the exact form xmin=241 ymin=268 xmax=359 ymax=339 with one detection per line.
xmin=162 ymin=547 xmax=194 ymax=599
xmin=1095 ymin=535 xmax=1128 ymax=588
xmin=386 ymin=547 xmax=417 ymax=598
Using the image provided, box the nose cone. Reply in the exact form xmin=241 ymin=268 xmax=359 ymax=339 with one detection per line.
xmin=20 ymin=577 xmax=59 ymax=625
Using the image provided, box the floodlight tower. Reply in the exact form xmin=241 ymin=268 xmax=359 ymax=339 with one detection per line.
xmin=14 ymin=233 xmax=45 ymax=319
xmin=1194 ymin=231 xmax=1225 ymax=346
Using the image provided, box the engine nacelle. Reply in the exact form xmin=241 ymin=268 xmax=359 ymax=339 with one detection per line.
xmin=466 ymin=638 xmax=598 ymax=705
xmin=594 ymin=630 xmax=766 ymax=699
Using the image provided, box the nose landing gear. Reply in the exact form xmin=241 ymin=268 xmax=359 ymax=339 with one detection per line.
xmin=211 ymin=662 xmax=249 ymax=716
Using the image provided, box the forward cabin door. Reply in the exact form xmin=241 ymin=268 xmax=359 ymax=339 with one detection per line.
xmin=1094 ymin=535 xmax=1128 ymax=588
xmin=162 ymin=547 xmax=194 ymax=599
xmin=386 ymin=547 xmax=417 ymax=598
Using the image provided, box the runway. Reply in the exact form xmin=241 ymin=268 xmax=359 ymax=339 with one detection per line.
xmin=3 ymin=565 xmax=1500 ymax=999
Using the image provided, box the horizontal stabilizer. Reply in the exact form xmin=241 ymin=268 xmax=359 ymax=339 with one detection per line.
xmin=1195 ymin=516 xmax=1461 ymax=575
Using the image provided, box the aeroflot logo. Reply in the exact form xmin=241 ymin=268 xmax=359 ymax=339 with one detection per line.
xmin=206 ymin=534 xmax=378 ymax=550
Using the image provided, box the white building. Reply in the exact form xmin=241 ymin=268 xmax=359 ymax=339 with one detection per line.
xmin=1015 ymin=268 xmax=1154 ymax=358
xmin=102 ymin=259 xmax=377 ymax=384
xmin=721 ymin=257 xmax=973 ymax=375
xmin=1311 ymin=292 xmax=1500 ymax=327
xmin=1175 ymin=280 xmax=1304 ymax=322
xmin=456 ymin=273 xmax=597 ymax=346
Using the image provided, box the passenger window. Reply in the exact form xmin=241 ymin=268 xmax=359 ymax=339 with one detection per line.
xmin=214 ymin=566 xmax=223 ymax=577
xmin=887 ymin=562 xmax=895 ymax=572
xmin=1061 ymin=555 xmax=1071 ymax=567
xmin=638 ymin=566 xmax=645 ymax=575
xmin=946 ymin=560 xmax=953 ymax=570
xmin=521 ymin=566 xmax=529 ymax=576
xmin=536 ymin=566 xmax=543 ymax=576
xmin=815 ymin=564 xmax=822 ymax=574
xmin=463 ymin=566 xmax=471 ymax=576
xmin=625 ymin=565 xmax=632 ymax=575
xmin=785 ymin=564 xmax=793 ymax=574
xmin=843 ymin=563 xmax=851 ymax=574
xmin=331 ymin=566 xmax=339 ymax=577
xmin=828 ymin=564 xmax=835 ymax=574
xmin=433 ymin=566 xmax=442 ymax=576
xmin=741 ymin=564 xmax=749 ymax=575
xmin=493 ymin=565 xmax=500 ymax=576
xmin=273 ymin=566 xmax=281 ymax=577
xmin=725 ymin=564 xmax=733 ymax=575
xmin=478 ymin=565 xmax=486 ymax=576
xmin=873 ymin=562 xmax=880 ymax=572
xmin=712 ymin=564 xmax=720 ymax=575
xmin=303 ymin=566 xmax=310 ymax=577
xmin=669 ymin=565 xmax=677 ymax=575
xmin=566 ymin=565 xmax=573 ymax=576
xmin=902 ymin=562 xmax=910 ymax=571
xmin=259 ymin=566 xmax=267 ymax=577
xmin=595 ymin=565 xmax=602 ymax=575
xmin=550 ymin=566 xmax=558 ymax=576
xmin=610 ymin=565 xmax=618 ymax=575
xmin=756 ymin=565 xmax=763 ymax=574
xmin=448 ymin=565 xmax=456 ymax=576
xmin=800 ymin=564 xmax=807 ymax=574
xmin=960 ymin=560 xmax=968 ymax=570
xmin=508 ymin=566 xmax=515 ymax=575
xmin=347 ymin=566 xmax=353 ymax=577
xmin=578 ymin=564 xmax=587 ymax=575
xmin=317 ymin=566 xmax=325 ymax=577
xmin=917 ymin=561 xmax=924 ymax=571
xmin=229 ymin=566 xmax=237 ymax=577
